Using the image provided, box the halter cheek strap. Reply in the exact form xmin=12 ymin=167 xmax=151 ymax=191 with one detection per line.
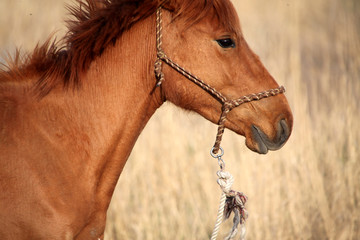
xmin=154 ymin=7 xmax=285 ymax=154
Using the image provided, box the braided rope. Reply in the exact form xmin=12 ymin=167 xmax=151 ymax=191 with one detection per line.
xmin=154 ymin=7 xmax=286 ymax=155
xmin=159 ymin=52 xmax=228 ymax=103
xmin=212 ymin=86 xmax=285 ymax=153
xmin=154 ymin=7 xmax=165 ymax=86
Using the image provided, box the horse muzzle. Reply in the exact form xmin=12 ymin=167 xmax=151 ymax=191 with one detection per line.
xmin=249 ymin=119 xmax=291 ymax=154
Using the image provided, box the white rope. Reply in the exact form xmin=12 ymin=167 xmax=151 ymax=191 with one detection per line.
xmin=210 ymin=147 xmax=248 ymax=240
xmin=210 ymin=171 xmax=234 ymax=240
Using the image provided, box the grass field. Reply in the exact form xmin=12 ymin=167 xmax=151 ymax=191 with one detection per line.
xmin=1 ymin=0 xmax=359 ymax=239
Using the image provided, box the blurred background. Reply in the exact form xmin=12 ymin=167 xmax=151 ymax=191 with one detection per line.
xmin=1 ymin=0 xmax=359 ymax=239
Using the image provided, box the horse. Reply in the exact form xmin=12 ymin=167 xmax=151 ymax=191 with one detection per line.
xmin=0 ymin=0 xmax=293 ymax=239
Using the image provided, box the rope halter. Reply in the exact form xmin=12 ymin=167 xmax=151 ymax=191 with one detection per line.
xmin=154 ymin=7 xmax=286 ymax=154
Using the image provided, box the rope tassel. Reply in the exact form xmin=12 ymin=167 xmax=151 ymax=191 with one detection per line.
xmin=211 ymin=170 xmax=248 ymax=240
xmin=210 ymin=148 xmax=248 ymax=240
xmin=223 ymin=190 xmax=248 ymax=240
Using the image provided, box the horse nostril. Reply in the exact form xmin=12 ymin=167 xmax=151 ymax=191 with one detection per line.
xmin=278 ymin=119 xmax=290 ymax=144
xmin=251 ymin=119 xmax=291 ymax=154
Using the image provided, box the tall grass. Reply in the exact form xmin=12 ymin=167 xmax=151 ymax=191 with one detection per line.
xmin=1 ymin=0 xmax=359 ymax=239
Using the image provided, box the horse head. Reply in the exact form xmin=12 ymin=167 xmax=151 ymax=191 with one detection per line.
xmin=155 ymin=1 xmax=293 ymax=154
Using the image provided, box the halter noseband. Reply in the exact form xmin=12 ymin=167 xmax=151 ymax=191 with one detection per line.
xmin=154 ymin=7 xmax=285 ymax=154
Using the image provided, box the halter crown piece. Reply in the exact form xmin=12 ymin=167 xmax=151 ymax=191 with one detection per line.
xmin=153 ymin=7 xmax=285 ymax=154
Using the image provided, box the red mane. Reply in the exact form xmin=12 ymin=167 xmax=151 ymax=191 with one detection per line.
xmin=0 ymin=0 xmax=239 ymax=96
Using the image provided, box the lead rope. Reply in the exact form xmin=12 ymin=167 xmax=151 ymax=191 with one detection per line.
xmin=210 ymin=147 xmax=248 ymax=240
xmin=154 ymin=6 xmax=285 ymax=240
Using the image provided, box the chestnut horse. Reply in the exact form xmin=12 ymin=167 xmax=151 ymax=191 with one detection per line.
xmin=0 ymin=0 xmax=293 ymax=239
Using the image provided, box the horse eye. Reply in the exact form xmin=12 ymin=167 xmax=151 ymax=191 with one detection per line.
xmin=216 ymin=38 xmax=236 ymax=48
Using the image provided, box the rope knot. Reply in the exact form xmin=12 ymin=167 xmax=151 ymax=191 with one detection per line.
xmin=224 ymin=191 xmax=248 ymax=224
xmin=154 ymin=58 xmax=165 ymax=86
xmin=157 ymin=51 xmax=166 ymax=59
xmin=216 ymin=170 xmax=249 ymax=226
xmin=223 ymin=190 xmax=248 ymax=240
xmin=222 ymin=101 xmax=234 ymax=112
xmin=212 ymin=168 xmax=249 ymax=240
xmin=216 ymin=170 xmax=233 ymax=193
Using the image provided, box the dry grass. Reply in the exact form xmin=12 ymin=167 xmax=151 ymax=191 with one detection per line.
xmin=1 ymin=0 xmax=359 ymax=239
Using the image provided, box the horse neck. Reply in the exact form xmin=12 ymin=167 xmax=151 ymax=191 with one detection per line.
xmin=40 ymin=15 xmax=161 ymax=208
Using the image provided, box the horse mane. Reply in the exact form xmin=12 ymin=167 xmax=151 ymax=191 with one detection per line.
xmin=0 ymin=0 xmax=239 ymax=96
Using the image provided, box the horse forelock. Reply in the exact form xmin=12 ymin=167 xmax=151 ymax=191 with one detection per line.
xmin=0 ymin=0 xmax=240 ymax=97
